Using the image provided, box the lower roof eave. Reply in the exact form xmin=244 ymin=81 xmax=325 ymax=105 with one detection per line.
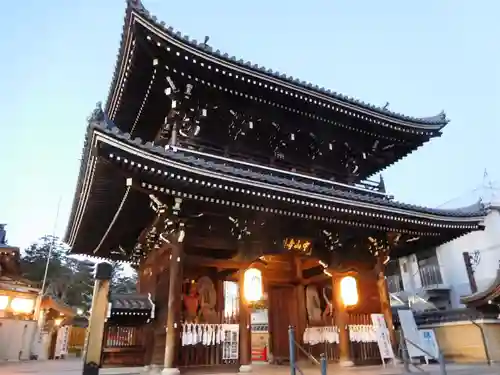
xmin=92 ymin=123 xmax=486 ymax=222
xmin=65 ymin=120 xmax=487 ymax=256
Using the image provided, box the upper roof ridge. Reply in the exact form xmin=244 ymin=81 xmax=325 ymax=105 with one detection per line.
xmin=113 ymin=0 xmax=448 ymax=128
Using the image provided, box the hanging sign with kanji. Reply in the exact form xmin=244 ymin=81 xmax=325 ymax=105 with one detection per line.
xmin=283 ymin=238 xmax=313 ymax=255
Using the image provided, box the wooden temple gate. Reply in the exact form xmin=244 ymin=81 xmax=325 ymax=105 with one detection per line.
xmin=100 ymin=294 xmax=155 ymax=367
xmin=131 ymin=241 xmax=397 ymax=370
xmin=65 ymin=2 xmax=487 ymax=374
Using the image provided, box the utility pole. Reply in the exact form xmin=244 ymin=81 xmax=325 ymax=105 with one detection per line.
xmin=30 ymin=196 xmax=62 ymax=359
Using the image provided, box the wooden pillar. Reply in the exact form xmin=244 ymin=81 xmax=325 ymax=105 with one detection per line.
xmin=162 ymin=242 xmax=184 ymax=375
xmin=292 ymin=256 xmax=307 ymax=353
xmin=376 ymin=256 xmax=397 ymax=347
xmin=140 ymin=252 xmax=156 ymax=371
xmin=238 ymin=269 xmax=252 ymax=372
xmin=82 ymin=262 xmax=113 ymax=375
xmin=332 ymin=275 xmax=353 ymax=367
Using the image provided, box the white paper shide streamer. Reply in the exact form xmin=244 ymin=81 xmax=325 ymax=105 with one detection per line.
xmin=181 ymin=323 xmax=239 ymax=360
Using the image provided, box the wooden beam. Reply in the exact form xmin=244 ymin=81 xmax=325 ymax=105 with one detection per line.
xmin=292 ymin=254 xmax=303 ymax=282
xmin=185 ymin=236 xmax=236 ymax=251
xmin=184 ymin=255 xmax=249 ymax=269
xmin=304 ymin=273 xmax=330 ymax=285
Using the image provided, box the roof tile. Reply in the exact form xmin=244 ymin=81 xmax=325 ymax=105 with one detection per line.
xmin=116 ymin=0 xmax=448 ymax=128
xmin=94 ymin=119 xmax=486 ymax=219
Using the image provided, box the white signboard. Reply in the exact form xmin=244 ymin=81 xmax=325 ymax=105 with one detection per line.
xmin=419 ymin=329 xmax=439 ymax=361
xmin=54 ymin=326 xmax=70 ymax=358
xmin=370 ymin=314 xmax=395 ymax=362
xmin=397 ymin=310 xmax=426 ymax=359
xmin=222 ymin=324 xmax=239 ymax=361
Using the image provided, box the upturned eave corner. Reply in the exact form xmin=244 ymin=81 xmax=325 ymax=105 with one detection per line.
xmin=103 ymin=0 xmax=449 ymax=130
xmin=64 ymin=104 xmax=107 ymax=250
xmin=103 ymin=0 xmax=142 ymax=116
xmin=461 ymin=268 xmax=500 ymax=306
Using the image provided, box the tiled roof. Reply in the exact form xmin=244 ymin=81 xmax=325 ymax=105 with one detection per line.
xmin=461 ymin=268 xmax=500 ymax=305
xmin=110 ymin=293 xmax=154 ymax=311
xmin=94 ymin=120 xmax=486 ymax=219
xmin=105 ymin=0 xmax=448 ymax=128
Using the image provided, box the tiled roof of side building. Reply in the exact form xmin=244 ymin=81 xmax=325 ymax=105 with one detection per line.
xmin=105 ymin=0 xmax=449 ymax=129
xmin=461 ymin=268 xmax=500 ymax=305
xmin=110 ymin=293 xmax=154 ymax=311
xmin=92 ymin=119 xmax=486 ymax=219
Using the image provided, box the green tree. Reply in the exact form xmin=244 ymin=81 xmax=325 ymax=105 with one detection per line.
xmin=20 ymin=235 xmax=68 ymax=288
xmin=110 ymin=261 xmax=137 ymax=294
xmin=64 ymin=258 xmax=94 ymax=311
xmin=20 ymin=235 xmax=94 ymax=310
xmin=20 ymin=236 xmax=139 ymax=312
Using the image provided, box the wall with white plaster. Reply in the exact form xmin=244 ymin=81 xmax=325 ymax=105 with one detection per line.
xmin=394 ymin=208 xmax=500 ymax=309
xmin=437 ymin=208 xmax=500 ymax=308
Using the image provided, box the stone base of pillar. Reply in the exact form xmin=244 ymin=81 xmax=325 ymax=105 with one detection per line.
xmin=146 ymin=364 xmax=162 ymax=375
xmin=239 ymin=364 xmax=253 ymax=372
xmin=339 ymin=360 xmax=354 ymax=367
xmin=160 ymin=367 xmax=180 ymax=375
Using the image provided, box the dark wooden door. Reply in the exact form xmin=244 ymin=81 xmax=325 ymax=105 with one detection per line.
xmin=268 ymin=285 xmax=297 ymax=362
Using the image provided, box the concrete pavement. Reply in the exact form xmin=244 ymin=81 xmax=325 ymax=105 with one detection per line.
xmin=0 ymin=359 xmax=499 ymax=375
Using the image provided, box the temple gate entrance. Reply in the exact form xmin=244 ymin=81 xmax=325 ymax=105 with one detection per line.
xmin=64 ymin=5 xmax=488 ymax=372
xmin=268 ymin=285 xmax=299 ymax=362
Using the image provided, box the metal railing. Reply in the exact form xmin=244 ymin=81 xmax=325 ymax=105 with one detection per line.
xmin=386 ymin=274 xmax=404 ymax=293
xmin=399 ymin=330 xmax=447 ymax=375
xmin=288 ymin=326 xmax=326 ymax=375
xmin=419 ymin=263 xmax=444 ymax=288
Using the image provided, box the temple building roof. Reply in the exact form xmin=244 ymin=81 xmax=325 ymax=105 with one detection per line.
xmin=64 ymin=115 xmax=486 ymax=262
xmin=77 ymin=120 xmax=485 ymax=219
xmin=63 ymin=1 xmax=487 ymax=266
xmin=461 ymin=267 xmax=500 ymax=309
xmin=108 ymin=293 xmax=155 ymax=324
xmin=101 ymin=0 xmax=452 ymax=182
xmin=110 ymin=0 xmax=448 ymax=129
xmin=110 ymin=293 xmax=154 ymax=314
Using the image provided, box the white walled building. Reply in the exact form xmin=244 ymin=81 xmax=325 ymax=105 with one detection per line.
xmin=387 ymin=204 xmax=500 ymax=309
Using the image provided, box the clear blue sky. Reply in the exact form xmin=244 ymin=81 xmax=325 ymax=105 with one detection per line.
xmin=1 ymin=0 xmax=498 ymax=249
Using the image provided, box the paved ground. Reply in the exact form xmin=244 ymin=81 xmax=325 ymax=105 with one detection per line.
xmin=0 ymin=359 xmax=498 ymax=375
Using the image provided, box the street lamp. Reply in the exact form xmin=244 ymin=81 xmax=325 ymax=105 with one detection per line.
xmin=54 ymin=317 xmax=64 ymax=327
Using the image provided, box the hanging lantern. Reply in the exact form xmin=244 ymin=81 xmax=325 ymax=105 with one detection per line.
xmin=243 ymin=268 xmax=263 ymax=303
xmin=340 ymin=276 xmax=358 ymax=307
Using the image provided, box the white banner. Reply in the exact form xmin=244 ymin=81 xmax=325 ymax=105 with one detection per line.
xmin=54 ymin=326 xmax=70 ymax=358
xmin=370 ymin=314 xmax=395 ymax=360
xmin=397 ymin=310 xmax=426 ymax=359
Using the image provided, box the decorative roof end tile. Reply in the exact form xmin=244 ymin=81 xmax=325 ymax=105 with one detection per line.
xmin=127 ymin=0 xmax=146 ymax=12
xmin=88 ymin=102 xmax=105 ymax=124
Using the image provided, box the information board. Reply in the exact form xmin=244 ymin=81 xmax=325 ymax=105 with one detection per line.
xmin=419 ymin=329 xmax=439 ymax=361
xmin=397 ymin=310 xmax=427 ymax=359
xmin=370 ymin=313 xmax=395 ymax=363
